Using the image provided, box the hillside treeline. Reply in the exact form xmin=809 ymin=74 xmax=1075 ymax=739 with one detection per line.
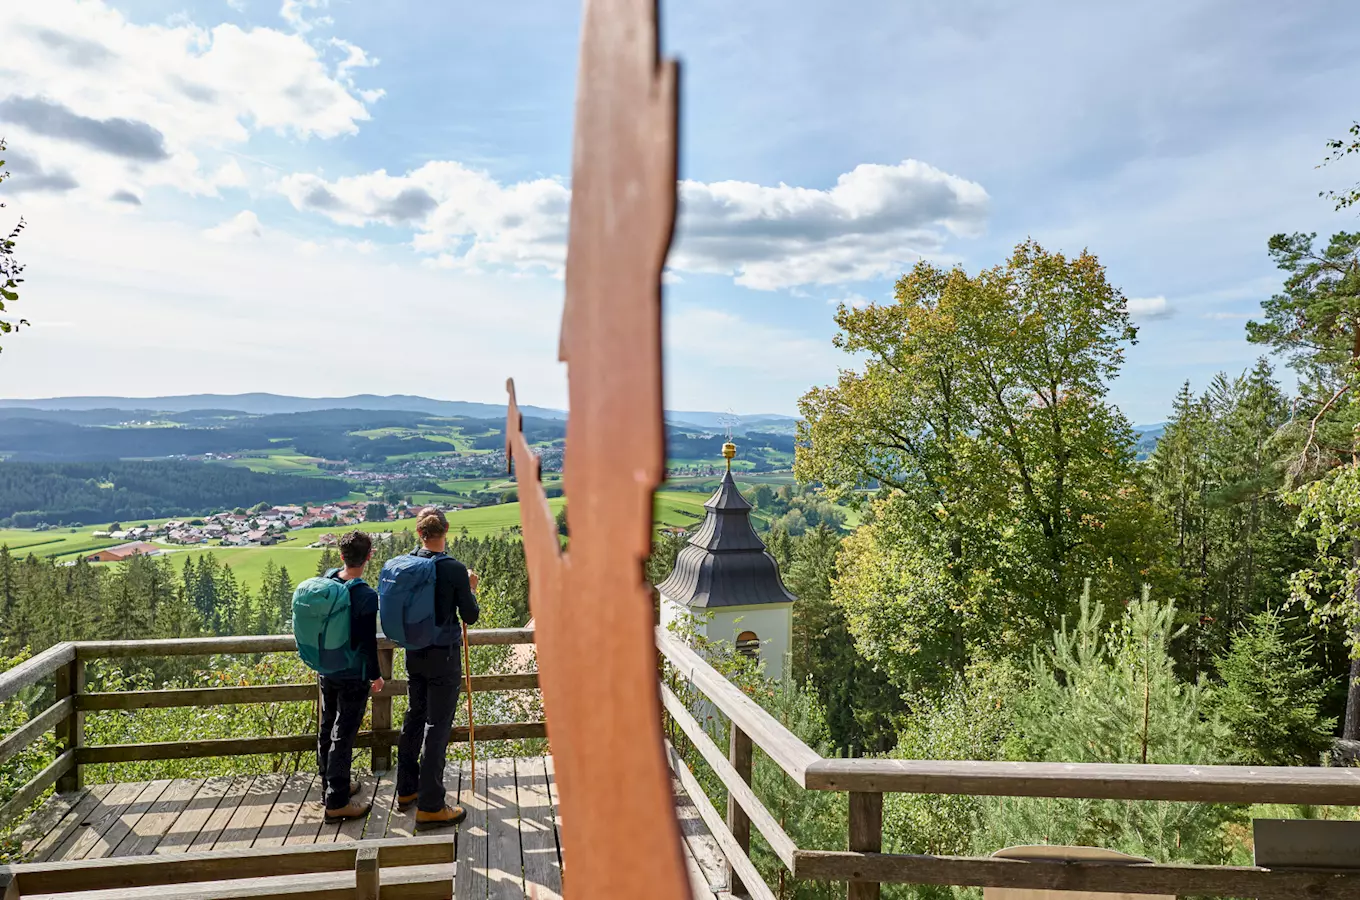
xmin=0 ymin=461 xmax=347 ymax=526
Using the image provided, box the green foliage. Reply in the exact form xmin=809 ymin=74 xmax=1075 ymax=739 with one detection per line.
xmin=799 ymin=240 xmax=1169 ymax=692
xmin=0 ymin=138 xmax=27 ymax=349
xmin=787 ymin=525 xmax=898 ymax=754
xmin=1320 ymin=121 xmax=1360 ymax=211
xmin=1148 ymin=361 xmax=1312 ymax=671
xmin=1209 ymin=609 xmax=1336 ymax=765
xmin=984 ymin=587 xmax=1234 ymax=864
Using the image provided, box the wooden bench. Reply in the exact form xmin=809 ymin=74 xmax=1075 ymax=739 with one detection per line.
xmin=0 ymin=835 xmax=455 ymax=900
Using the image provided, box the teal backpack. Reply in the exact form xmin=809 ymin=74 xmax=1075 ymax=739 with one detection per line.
xmin=292 ymin=571 xmax=366 ymax=677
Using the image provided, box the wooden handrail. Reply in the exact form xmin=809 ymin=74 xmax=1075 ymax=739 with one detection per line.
xmin=656 ymin=628 xmax=820 ymax=786
xmin=0 ymin=698 xmax=72 ymax=767
xmin=75 ymin=673 xmax=539 ymax=711
xmin=0 ymin=643 xmax=75 ymax=704
xmin=74 ymin=627 xmax=535 ymax=659
xmin=3 ymin=834 xmax=454 ymax=895
xmin=804 ymin=756 xmax=1360 ymax=805
xmin=659 ymin=684 xmax=796 ymax=870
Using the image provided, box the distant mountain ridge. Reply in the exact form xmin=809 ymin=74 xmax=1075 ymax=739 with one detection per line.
xmin=0 ymin=393 xmax=798 ymax=431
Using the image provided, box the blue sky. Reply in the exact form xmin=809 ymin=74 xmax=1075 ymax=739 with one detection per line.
xmin=2 ymin=0 xmax=1358 ymax=422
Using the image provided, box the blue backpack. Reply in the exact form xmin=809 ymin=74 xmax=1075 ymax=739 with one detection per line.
xmin=378 ymin=552 xmax=450 ymax=649
xmin=292 ymin=572 xmax=366 ymax=677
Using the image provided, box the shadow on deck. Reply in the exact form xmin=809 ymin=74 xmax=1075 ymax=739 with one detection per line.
xmin=15 ymin=756 xmax=730 ymax=899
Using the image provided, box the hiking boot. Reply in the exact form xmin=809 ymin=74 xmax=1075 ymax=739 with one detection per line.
xmin=415 ymin=804 xmax=467 ymax=831
xmin=324 ymin=800 xmax=372 ymax=824
xmin=397 ymin=792 xmax=418 ymax=812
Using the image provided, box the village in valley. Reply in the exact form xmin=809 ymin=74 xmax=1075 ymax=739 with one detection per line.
xmin=79 ymin=500 xmax=420 ymax=562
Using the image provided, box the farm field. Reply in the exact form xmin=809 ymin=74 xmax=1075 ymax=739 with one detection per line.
xmin=0 ymin=491 xmax=718 ymax=585
xmin=208 ymin=449 xmax=332 ymax=476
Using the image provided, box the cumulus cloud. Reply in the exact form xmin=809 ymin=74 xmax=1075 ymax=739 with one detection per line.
xmin=205 ymin=210 xmax=264 ymax=242
xmin=1128 ymin=295 xmax=1174 ymax=321
xmin=2 ymin=149 xmax=78 ymax=194
xmin=109 ymin=190 xmax=142 ymax=205
xmin=0 ymin=96 xmax=169 ymax=162
xmin=279 ymin=157 xmax=987 ymax=289
xmin=0 ymin=0 xmax=381 ymax=200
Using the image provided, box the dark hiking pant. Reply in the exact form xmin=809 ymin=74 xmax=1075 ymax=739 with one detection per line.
xmin=318 ymin=676 xmax=370 ymax=811
xmin=397 ymin=645 xmax=461 ymax=813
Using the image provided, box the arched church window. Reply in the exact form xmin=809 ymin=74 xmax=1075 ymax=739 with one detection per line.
xmin=736 ymin=631 xmax=760 ymax=659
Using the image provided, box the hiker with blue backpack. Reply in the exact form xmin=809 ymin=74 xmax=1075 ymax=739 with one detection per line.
xmin=292 ymin=531 xmax=383 ymax=824
xmin=378 ymin=506 xmax=480 ymax=831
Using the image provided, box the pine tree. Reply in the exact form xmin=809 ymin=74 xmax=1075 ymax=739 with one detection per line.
xmin=1210 ymin=609 xmax=1336 ymax=765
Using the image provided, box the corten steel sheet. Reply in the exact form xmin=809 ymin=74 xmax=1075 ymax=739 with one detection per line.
xmin=503 ymin=0 xmax=688 ymax=898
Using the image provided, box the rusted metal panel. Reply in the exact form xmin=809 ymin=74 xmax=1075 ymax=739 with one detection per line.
xmin=503 ymin=0 xmax=689 ymax=897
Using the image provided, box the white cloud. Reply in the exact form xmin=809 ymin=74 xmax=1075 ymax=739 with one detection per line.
xmin=827 ymin=293 xmax=871 ymax=309
xmin=666 ymin=306 xmax=839 ymax=381
xmin=278 ymin=158 xmax=987 ymax=290
xmin=0 ymin=0 xmax=380 ymax=202
xmin=205 ymin=210 xmax=263 ymax=241
xmin=1127 ymin=295 xmax=1174 ymax=321
xmin=280 ymin=0 xmax=332 ymax=33
xmin=4 ymin=201 xmax=567 ymax=404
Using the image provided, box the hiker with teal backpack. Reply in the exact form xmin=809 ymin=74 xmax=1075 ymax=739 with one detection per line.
xmin=293 ymin=531 xmax=383 ymax=824
xmin=378 ymin=507 xmax=479 ymax=831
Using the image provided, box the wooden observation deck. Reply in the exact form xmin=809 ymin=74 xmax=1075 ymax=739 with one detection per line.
xmin=5 ymin=628 xmax=1360 ymax=899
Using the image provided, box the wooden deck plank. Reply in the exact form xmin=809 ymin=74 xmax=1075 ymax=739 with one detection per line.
xmin=516 ymin=757 xmax=561 ymax=900
xmin=156 ymin=778 xmax=234 ymax=855
xmin=455 ymin=759 xmax=488 ymax=900
xmin=543 ymin=756 xmax=563 ymax=880
xmin=189 ymin=777 xmax=255 ymax=853
xmin=214 ymin=773 xmax=285 ymax=850
xmin=13 ymin=789 xmax=85 ymax=858
xmin=364 ymin=768 xmax=399 ymax=841
xmin=30 ymin=785 xmax=112 ymax=862
xmin=81 ymin=780 xmax=170 ymax=860
xmin=48 ymin=782 xmax=145 ymax=862
xmin=283 ymin=776 xmax=328 ymax=847
xmin=113 ymin=779 xmax=202 ymax=857
xmin=484 ymin=757 xmax=524 ymax=900
xmin=671 ymin=774 xmax=726 ymax=895
xmin=185 ymin=777 xmax=253 ymax=853
xmin=253 ymin=773 xmax=312 ymax=848
xmin=334 ymin=773 xmax=374 ymax=843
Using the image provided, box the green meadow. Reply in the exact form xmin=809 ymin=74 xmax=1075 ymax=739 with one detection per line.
xmin=0 ymin=491 xmax=720 ymax=588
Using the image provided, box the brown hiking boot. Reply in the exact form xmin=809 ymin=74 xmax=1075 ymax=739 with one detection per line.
xmin=415 ymin=804 xmax=467 ymax=831
xmin=397 ymin=792 xmax=418 ymax=812
xmin=324 ymin=800 xmax=372 ymax=824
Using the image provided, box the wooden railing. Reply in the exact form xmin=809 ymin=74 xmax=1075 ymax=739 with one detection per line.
xmin=0 ymin=629 xmax=544 ymax=830
xmin=9 ymin=627 xmax=1360 ymax=897
xmin=656 ymin=628 xmax=1360 ymax=900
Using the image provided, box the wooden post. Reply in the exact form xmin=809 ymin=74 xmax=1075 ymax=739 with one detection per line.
xmin=355 ymin=844 xmax=380 ymax=900
xmin=848 ymin=792 xmax=883 ymax=900
xmin=54 ymin=657 xmax=84 ymax=793
xmin=727 ymin=723 xmax=753 ymax=897
xmin=371 ymin=646 xmax=395 ymax=772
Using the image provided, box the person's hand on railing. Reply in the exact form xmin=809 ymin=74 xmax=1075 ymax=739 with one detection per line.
xmin=371 ymin=677 xmax=385 ymax=696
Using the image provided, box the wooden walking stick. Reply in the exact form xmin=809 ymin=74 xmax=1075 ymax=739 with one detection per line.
xmin=462 ymin=620 xmax=475 ymax=797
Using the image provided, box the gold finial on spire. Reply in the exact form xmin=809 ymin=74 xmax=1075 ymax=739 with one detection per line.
xmin=722 ymin=440 xmax=736 ymax=472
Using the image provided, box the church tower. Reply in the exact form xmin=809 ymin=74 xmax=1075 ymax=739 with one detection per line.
xmin=658 ymin=440 xmax=797 ymax=679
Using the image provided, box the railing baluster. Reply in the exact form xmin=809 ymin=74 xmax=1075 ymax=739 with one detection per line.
xmin=848 ymin=792 xmax=883 ymax=900
xmin=728 ymin=723 xmax=753 ymax=897
xmin=371 ymin=646 xmax=395 ymax=773
xmin=54 ymin=656 xmax=84 ymax=794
